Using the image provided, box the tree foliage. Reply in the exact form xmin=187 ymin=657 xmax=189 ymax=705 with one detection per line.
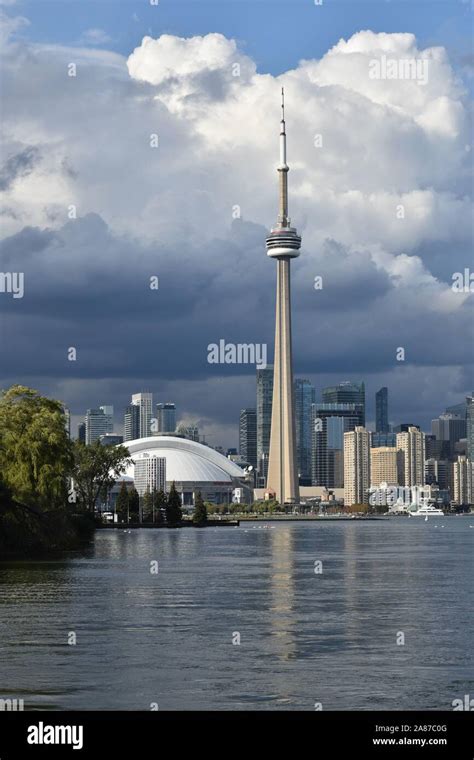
xmin=71 ymin=440 xmax=132 ymax=512
xmin=193 ymin=491 xmax=207 ymax=525
xmin=166 ymin=482 xmax=182 ymax=526
xmin=116 ymin=481 xmax=129 ymax=522
xmin=0 ymin=385 xmax=73 ymax=511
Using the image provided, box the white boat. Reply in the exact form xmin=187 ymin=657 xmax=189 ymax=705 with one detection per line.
xmin=408 ymin=504 xmax=445 ymax=517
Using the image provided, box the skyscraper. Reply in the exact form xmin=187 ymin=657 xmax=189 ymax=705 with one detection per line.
xmin=370 ymin=447 xmax=399 ymax=487
xmin=452 ymin=455 xmax=474 ymax=505
xmin=375 ymin=387 xmax=389 ymax=433
xmin=431 ymin=413 xmax=466 ymax=446
xmin=322 ymin=381 xmax=365 ymax=426
xmin=466 ymin=394 xmax=474 ymax=461
xmin=124 ymin=404 xmax=140 ymax=442
xmin=77 ymin=422 xmax=86 ymax=443
xmin=256 ymin=365 xmax=273 ymax=483
xmin=156 ymin=403 xmax=176 ymax=434
xmin=131 ymin=392 xmax=153 ymax=439
xmin=85 ymin=406 xmax=114 ymax=445
xmin=344 ymin=427 xmax=371 ymax=507
xmin=396 ymin=426 xmax=425 ymax=487
xmin=134 ymin=456 xmax=166 ymax=497
xmin=294 ymin=379 xmax=316 ymax=484
xmin=266 ymin=90 xmax=301 ymax=504
xmin=239 ymin=408 xmax=257 ymax=470
xmin=311 ymin=403 xmax=359 ymax=487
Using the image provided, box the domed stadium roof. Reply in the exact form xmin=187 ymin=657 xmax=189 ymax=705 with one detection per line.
xmin=123 ymin=436 xmax=245 ymax=484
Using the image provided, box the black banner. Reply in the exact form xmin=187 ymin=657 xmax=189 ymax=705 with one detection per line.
xmin=0 ymin=711 xmax=472 ymax=757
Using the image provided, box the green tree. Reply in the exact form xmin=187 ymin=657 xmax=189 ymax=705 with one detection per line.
xmin=0 ymin=385 xmax=73 ymax=511
xmin=142 ymin=488 xmax=153 ymax=522
xmin=71 ymin=440 xmax=132 ymax=513
xmin=153 ymin=489 xmax=166 ymax=524
xmin=193 ymin=491 xmax=207 ymax=525
xmin=128 ymin=488 xmax=140 ymax=522
xmin=116 ymin=482 xmax=129 ymax=523
xmin=166 ymin=482 xmax=182 ymax=526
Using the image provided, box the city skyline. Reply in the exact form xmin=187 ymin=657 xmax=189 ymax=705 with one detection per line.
xmin=1 ymin=2 xmax=472 ymax=451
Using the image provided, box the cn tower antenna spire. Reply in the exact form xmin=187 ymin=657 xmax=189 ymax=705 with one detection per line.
xmin=278 ymin=87 xmax=289 ymax=226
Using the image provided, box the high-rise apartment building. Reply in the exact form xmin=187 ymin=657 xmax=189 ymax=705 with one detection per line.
xmin=396 ymin=426 xmax=425 ymax=487
xmin=124 ymin=404 xmax=140 ymax=442
xmin=134 ymin=455 xmax=166 ymax=497
xmin=294 ymin=379 xmax=316 ymax=483
xmin=466 ymin=394 xmax=474 ymax=461
xmin=344 ymin=426 xmax=371 ymax=507
xmin=239 ymin=408 xmax=257 ymax=470
xmin=85 ymin=406 xmax=114 ymax=445
xmin=131 ymin=393 xmax=153 ymax=439
xmin=452 ymin=456 xmax=474 ymax=505
xmin=375 ymin=387 xmax=389 ymax=433
xmin=370 ymin=446 xmax=399 ymax=487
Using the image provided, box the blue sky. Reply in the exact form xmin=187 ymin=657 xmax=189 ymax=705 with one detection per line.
xmin=15 ymin=0 xmax=474 ymax=78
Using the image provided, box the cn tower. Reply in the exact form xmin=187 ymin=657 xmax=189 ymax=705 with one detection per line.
xmin=266 ymin=88 xmax=301 ymax=505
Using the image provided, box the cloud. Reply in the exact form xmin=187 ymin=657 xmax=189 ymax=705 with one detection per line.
xmin=0 ymin=23 xmax=472 ymax=437
xmin=79 ymin=28 xmax=112 ymax=46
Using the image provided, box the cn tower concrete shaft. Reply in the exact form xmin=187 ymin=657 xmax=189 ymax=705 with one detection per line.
xmin=267 ymin=257 xmax=299 ymax=504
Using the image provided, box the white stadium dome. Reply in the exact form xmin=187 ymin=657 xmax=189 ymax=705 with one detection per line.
xmin=122 ymin=435 xmax=250 ymax=505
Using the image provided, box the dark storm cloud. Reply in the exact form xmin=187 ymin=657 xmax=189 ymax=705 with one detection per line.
xmin=0 ymin=146 xmax=40 ymax=191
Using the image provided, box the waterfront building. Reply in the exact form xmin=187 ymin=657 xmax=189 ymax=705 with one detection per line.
xmin=370 ymin=447 xmax=399 ymax=487
xmin=452 ymin=455 xmax=474 ymax=505
xmin=467 ymin=394 xmax=474 ymax=461
xmin=396 ymin=426 xmax=425 ymax=487
xmin=344 ymin=427 xmax=371 ymax=506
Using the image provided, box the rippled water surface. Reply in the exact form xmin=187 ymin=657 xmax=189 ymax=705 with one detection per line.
xmin=0 ymin=519 xmax=473 ymax=710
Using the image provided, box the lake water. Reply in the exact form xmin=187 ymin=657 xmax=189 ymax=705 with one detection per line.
xmin=0 ymin=519 xmax=473 ymax=711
